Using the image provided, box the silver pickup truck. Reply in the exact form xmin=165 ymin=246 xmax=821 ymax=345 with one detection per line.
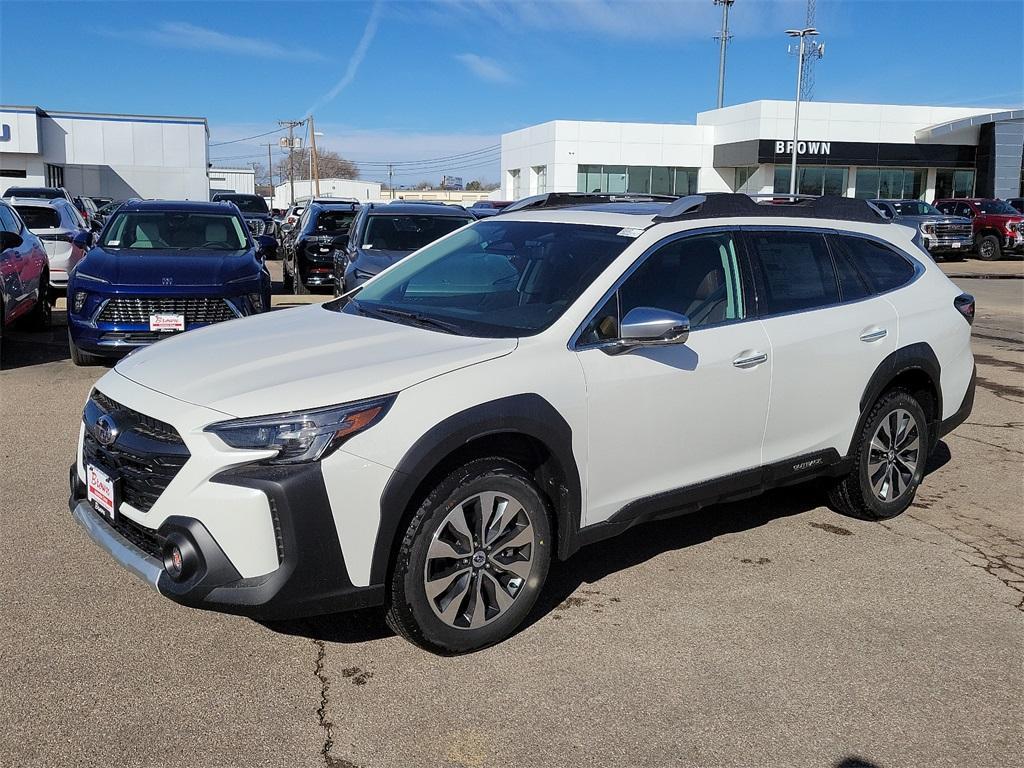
xmin=872 ymin=199 xmax=973 ymax=259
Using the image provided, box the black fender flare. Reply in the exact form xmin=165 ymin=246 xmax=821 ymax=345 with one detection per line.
xmin=370 ymin=393 xmax=582 ymax=584
xmin=849 ymin=341 xmax=942 ymax=456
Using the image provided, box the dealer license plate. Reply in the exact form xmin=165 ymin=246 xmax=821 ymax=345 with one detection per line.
xmin=951 ymin=242 xmax=961 ymax=248
xmin=150 ymin=313 xmax=185 ymax=332
xmin=86 ymin=464 xmax=118 ymax=520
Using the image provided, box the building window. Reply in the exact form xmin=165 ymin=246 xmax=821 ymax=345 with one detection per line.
xmin=853 ymin=167 xmax=926 ymax=200
xmin=734 ymin=166 xmax=758 ymax=192
xmin=508 ymin=168 xmax=521 ymax=199
xmin=0 ymin=169 xmax=28 ymax=179
xmin=45 ymin=163 xmax=64 ymax=188
xmin=577 ymin=165 xmax=697 ymax=195
xmin=773 ymin=165 xmax=849 ymax=196
xmin=532 ymin=165 xmax=547 ymax=195
xmin=934 ymin=169 xmax=975 ymax=199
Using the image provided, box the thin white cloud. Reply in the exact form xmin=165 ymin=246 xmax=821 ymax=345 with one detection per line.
xmin=454 ymin=53 xmax=515 ymax=84
xmin=98 ymin=22 xmax=327 ymax=62
xmin=305 ymin=1 xmax=383 ymax=117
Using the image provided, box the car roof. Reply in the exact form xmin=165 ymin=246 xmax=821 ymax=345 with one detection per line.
xmin=309 ymin=202 xmax=359 ymax=211
xmin=117 ymin=199 xmax=242 ymax=213
xmin=367 ymin=202 xmax=474 ymax=216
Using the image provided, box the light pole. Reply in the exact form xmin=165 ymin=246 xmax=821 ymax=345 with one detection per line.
xmin=786 ymin=27 xmax=818 ymax=196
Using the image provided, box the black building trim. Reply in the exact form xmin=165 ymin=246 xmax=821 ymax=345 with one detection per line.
xmin=713 ymin=139 xmax=977 ymax=169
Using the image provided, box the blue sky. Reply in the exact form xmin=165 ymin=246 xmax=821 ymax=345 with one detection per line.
xmin=2 ymin=0 xmax=1022 ymax=186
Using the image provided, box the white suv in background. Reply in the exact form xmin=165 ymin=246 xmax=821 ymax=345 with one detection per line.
xmin=10 ymin=198 xmax=91 ymax=294
xmin=70 ymin=193 xmax=976 ymax=653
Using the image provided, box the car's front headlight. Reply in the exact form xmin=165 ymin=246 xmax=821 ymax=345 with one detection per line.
xmin=205 ymin=395 xmax=395 ymax=464
xmin=920 ymin=222 xmax=934 ymax=234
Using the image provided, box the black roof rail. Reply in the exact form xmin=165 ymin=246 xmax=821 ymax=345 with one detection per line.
xmin=502 ymin=192 xmax=679 ymax=213
xmin=653 ymin=192 xmax=887 ymax=224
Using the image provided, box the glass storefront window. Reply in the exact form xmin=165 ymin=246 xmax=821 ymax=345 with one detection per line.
xmin=935 ymin=169 xmax=975 ymax=199
xmin=734 ymin=166 xmax=757 ymax=191
xmin=773 ymin=165 xmax=849 ymax=196
xmin=854 ymin=167 xmax=926 ymax=199
xmin=578 ymin=165 xmax=698 ymax=195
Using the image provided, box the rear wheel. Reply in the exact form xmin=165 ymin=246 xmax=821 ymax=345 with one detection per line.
xmin=68 ymin=327 xmax=102 ymax=366
xmin=386 ymin=458 xmax=552 ymax=654
xmin=282 ymin=261 xmax=294 ymax=291
xmin=977 ymin=234 xmax=1002 ymax=261
xmin=828 ymin=390 xmax=928 ymax=520
xmin=25 ymin=274 xmax=51 ymax=330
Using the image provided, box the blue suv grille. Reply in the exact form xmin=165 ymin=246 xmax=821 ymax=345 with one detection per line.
xmin=97 ymin=296 xmax=236 ymax=325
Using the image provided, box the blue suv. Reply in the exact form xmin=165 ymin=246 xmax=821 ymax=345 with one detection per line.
xmin=66 ymin=200 xmax=274 ymax=365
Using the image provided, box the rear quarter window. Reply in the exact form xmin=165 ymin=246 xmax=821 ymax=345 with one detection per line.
xmin=831 ymin=235 xmax=916 ymax=293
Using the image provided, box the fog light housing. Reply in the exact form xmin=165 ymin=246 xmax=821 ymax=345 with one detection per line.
xmin=162 ymin=532 xmax=199 ymax=581
xmin=73 ymin=291 xmax=88 ymax=313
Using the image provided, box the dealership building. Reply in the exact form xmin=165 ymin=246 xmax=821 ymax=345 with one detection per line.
xmin=0 ymin=105 xmax=211 ymax=200
xmin=500 ymin=100 xmax=1024 ymax=203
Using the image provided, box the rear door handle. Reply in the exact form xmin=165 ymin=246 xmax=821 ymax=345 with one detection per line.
xmin=860 ymin=328 xmax=888 ymax=343
xmin=733 ymin=352 xmax=768 ymax=369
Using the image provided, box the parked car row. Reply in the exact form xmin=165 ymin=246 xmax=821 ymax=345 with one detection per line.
xmin=0 ymin=199 xmax=51 ymax=358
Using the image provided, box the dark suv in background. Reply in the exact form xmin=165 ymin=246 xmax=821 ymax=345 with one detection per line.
xmin=283 ymin=201 xmax=360 ymax=294
xmin=933 ymin=198 xmax=1024 ymax=260
xmin=337 ymin=202 xmax=474 ymax=293
xmin=211 ymin=193 xmax=277 ymax=241
xmin=871 ymin=199 xmax=973 ymax=260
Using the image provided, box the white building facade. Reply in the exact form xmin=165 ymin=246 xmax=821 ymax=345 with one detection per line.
xmin=272 ymin=178 xmax=383 ymax=209
xmin=208 ymin=167 xmax=256 ymax=196
xmin=1 ymin=105 xmax=210 ymax=200
xmin=501 ymin=101 xmax=1024 ymax=202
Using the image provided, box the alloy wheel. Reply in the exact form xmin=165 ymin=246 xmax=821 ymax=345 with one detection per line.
xmin=867 ymin=408 xmax=920 ymax=502
xmin=423 ymin=491 xmax=536 ymax=630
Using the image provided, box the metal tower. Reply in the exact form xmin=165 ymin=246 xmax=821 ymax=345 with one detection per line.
xmin=714 ymin=0 xmax=735 ymax=109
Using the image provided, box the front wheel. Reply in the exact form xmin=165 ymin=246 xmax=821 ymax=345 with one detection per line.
xmin=68 ymin=327 xmax=102 ymax=366
xmin=386 ymin=458 xmax=552 ymax=654
xmin=828 ymin=390 xmax=929 ymax=520
xmin=976 ymin=234 xmax=1002 ymax=261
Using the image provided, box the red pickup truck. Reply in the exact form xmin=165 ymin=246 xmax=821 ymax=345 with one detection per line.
xmin=933 ymin=198 xmax=1024 ymax=261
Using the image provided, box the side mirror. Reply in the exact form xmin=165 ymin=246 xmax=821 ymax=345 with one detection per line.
xmin=609 ymin=307 xmax=690 ymax=354
xmin=255 ymin=234 xmax=277 ymax=252
xmin=330 ymin=234 xmax=349 ymax=250
xmin=0 ymin=231 xmax=24 ymax=250
xmin=72 ymin=231 xmax=92 ymax=249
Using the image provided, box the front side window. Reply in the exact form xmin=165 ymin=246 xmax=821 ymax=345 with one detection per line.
xmin=361 ymin=215 xmax=472 ymax=251
xmin=0 ymin=204 xmax=19 ymax=233
xmin=579 ymin=232 xmax=746 ymax=345
xmin=332 ymin=220 xmax=632 ymax=337
xmin=831 ymin=235 xmax=916 ymax=294
xmin=100 ymin=212 xmax=249 ymax=250
xmin=747 ymin=231 xmax=839 ymax=315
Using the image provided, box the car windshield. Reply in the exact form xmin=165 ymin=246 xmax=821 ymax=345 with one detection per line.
xmin=5 ymin=187 xmax=62 ymax=200
xmin=100 ymin=211 xmax=249 ymax=250
xmin=314 ymin=211 xmax=356 ymax=232
xmin=892 ymin=201 xmax=940 ymax=216
xmin=14 ymin=206 xmax=61 ymax=229
xmin=977 ymin=200 xmax=1019 ymax=215
xmin=328 ymin=220 xmax=631 ymax=338
xmin=217 ymin=195 xmax=269 ymax=214
xmin=362 ymin=214 xmax=473 ymax=251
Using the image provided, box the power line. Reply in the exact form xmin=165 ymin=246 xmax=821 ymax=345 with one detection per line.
xmin=209 ymin=127 xmax=286 ymax=147
xmin=353 ymin=144 xmax=500 ymax=166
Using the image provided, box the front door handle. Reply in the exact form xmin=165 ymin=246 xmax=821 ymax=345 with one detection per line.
xmin=860 ymin=328 xmax=888 ymax=343
xmin=733 ymin=352 xmax=768 ymax=369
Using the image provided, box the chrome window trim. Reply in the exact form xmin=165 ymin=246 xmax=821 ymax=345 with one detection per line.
xmin=569 ymin=225 xmax=751 ymax=352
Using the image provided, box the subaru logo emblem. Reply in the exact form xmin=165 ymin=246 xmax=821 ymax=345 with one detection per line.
xmin=95 ymin=414 xmax=119 ymax=447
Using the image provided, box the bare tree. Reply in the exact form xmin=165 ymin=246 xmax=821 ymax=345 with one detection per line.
xmin=273 ymin=148 xmax=358 ymax=183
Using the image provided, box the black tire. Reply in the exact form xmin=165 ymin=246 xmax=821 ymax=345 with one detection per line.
xmin=25 ymin=274 xmax=51 ymax=330
xmin=828 ymin=390 xmax=929 ymax=521
xmin=282 ymin=262 xmax=293 ymax=291
xmin=292 ymin=267 xmax=309 ymax=295
xmin=68 ymin=327 xmax=102 ymax=366
xmin=976 ymin=234 xmax=1002 ymax=261
xmin=386 ymin=458 xmax=553 ymax=654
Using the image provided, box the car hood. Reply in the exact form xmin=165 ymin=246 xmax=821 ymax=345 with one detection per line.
xmin=978 ymin=213 xmax=1024 ymax=223
xmin=78 ymin=247 xmax=261 ymax=287
xmin=114 ymin=304 xmax=518 ymax=417
xmin=896 ymin=215 xmax=972 ymax=225
xmin=354 ymin=248 xmax=412 ymax=274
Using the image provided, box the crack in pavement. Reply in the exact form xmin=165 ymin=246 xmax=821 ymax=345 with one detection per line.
xmin=947 ymin=431 xmax=1024 ymax=457
xmin=314 ymin=639 xmax=361 ymax=768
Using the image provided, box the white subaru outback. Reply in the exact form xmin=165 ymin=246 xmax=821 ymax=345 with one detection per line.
xmin=70 ymin=193 xmax=976 ymax=653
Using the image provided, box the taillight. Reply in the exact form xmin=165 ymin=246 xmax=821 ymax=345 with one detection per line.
xmin=954 ymin=293 xmax=975 ymax=325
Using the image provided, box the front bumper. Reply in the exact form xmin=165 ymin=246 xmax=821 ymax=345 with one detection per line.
xmin=924 ymin=235 xmax=973 ymax=254
xmin=69 ymin=461 xmax=385 ymax=619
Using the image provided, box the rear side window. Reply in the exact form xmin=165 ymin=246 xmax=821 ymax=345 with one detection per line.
xmin=0 ymin=205 xmax=20 ymax=233
xmin=747 ymin=231 xmax=839 ymax=315
xmin=829 ymin=239 xmax=873 ymax=301
xmin=831 ymin=235 xmax=916 ymax=293
xmin=14 ymin=206 xmax=60 ymax=230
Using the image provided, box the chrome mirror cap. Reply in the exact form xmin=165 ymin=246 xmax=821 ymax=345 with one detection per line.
xmin=609 ymin=307 xmax=690 ymax=354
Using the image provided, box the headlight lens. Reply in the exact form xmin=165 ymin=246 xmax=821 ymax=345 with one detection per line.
xmin=204 ymin=395 xmax=395 ymax=464
xmin=920 ymin=222 xmax=934 ymax=234
xmin=73 ymin=290 xmax=88 ymax=313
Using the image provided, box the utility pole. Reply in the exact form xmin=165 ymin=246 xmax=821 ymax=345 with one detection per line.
xmin=388 ymin=164 xmax=394 ymax=200
xmin=801 ymin=0 xmax=817 ymax=100
xmin=714 ymin=0 xmax=734 ymax=109
xmin=278 ymin=119 xmax=304 ymax=205
xmin=309 ymin=114 xmax=321 ymax=197
xmin=786 ymin=27 xmax=818 ymax=196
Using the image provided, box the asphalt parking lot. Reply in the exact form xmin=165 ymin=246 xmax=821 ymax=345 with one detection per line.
xmin=2 ymin=261 xmax=1021 ymax=768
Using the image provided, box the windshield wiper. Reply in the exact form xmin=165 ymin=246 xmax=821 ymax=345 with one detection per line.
xmin=351 ymin=301 xmax=461 ymax=335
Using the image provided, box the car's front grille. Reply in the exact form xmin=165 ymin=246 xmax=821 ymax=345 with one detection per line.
xmin=97 ymin=297 xmax=237 ymax=325
xmin=933 ymin=223 xmax=972 ymax=238
xmin=247 ymin=218 xmax=266 ymax=236
xmin=90 ymin=503 xmax=165 ymax=559
xmin=82 ymin=390 xmax=190 ymax=513
xmin=99 ymin=331 xmax=168 ymax=345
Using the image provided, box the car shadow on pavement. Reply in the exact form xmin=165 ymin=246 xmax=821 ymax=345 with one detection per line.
xmin=0 ymin=310 xmax=79 ymax=370
xmin=265 ymin=442 xmax=954 ymax=648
